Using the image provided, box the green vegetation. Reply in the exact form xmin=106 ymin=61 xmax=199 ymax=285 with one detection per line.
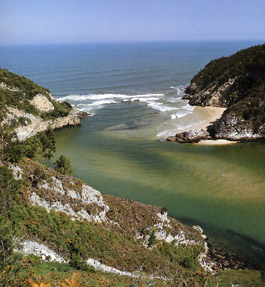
xmin=188 ymin=44 xmax=265 ymax=98
xmin=0 ymin=68 xmax=72 ymax=124
xmin=0 ymin=69 xmax=49 ymax=98
xmin=1 ymin=126 xmax=56 ymax=163
xmin=185 ymin=44 xmax=265 ymax=138
xmin=41 ymin=101 xmax=72 ymax=121
xmin=54 ymin=155 xmax=74 ymax=176
xmin=0 ymin=67 xmax=264 ymax=286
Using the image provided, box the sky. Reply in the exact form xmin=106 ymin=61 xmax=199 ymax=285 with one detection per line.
xmin=0 ymin=0 xmax=265 ymax=45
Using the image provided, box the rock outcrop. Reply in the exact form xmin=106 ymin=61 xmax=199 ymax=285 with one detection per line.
xmin=0 ymin=67 xmax=89 ymax=142
xmin=30 ymin=94 xmax=55 ymax=112
xmin=169 ymin=44 xmax=265 ymax=143
xmin=6 ymin=106 xmax=86 ymax=141
xmin=167 ymin=129 xmax=210 ymax=143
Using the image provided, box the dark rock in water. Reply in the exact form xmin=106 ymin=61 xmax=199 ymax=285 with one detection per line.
xmin=76 ymin=110 xmax=91 ymax=118
xmin=174 ymin=129 xmax=210 ymax=143
xmin=166 ymin=136 xmax=176 ymax=142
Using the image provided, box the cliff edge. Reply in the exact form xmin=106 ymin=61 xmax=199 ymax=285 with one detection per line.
xmin=170 ymin=44 xmax=265 ymax=143
xmin=0 ymin=68 xmax=88 ymax=142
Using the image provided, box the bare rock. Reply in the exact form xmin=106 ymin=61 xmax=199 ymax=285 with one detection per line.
xmin=166 ymin=136 xmax=176 ymax=142
xmin=174 ymin=129 xmax=210 ymax=143
xmin=30 ymin=94 xmax=54 ymax=112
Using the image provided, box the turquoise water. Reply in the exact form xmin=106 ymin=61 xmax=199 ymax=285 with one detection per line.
xmin=1 ymin=42 xmax=264 ymax=253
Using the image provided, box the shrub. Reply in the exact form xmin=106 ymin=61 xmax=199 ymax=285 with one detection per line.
xmin=148 ymin=229 xmax=156 ymax=247
xmin=40 ymin=126 xmax=56 ymax=160
xmin=54 ymin=155 xmax=74 ymax=176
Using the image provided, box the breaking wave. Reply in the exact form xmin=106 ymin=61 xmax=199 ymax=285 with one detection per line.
xmin=57 ymin=86 xmax=195 ymax=121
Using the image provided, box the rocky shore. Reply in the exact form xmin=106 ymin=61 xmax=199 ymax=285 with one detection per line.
xmin=166 ymin=44 xmax=265 ymax=144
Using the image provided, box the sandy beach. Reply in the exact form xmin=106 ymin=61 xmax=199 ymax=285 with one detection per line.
xmin=180 ymin=106 xmax=226 ymax=132
xmin=180 ymin=106 xmax=237 ymax=145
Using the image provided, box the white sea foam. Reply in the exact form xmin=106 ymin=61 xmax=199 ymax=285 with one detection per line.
xmin=182 ymin=104 xmax=195 ymax=111
xmin=147 ymin=101 xmax=179 ymax=112
xmin=167 ymin=97 xmax=182 ymax=103
xmin=170 ymin=85 xmax=186 ymax=96
xmin=170 ymin=109 xmax=194 ymax=119
xmin=58 ymin=93 xmax=164 ymax=102
xmin=57 ymin=89 xmax=191 ymax=115
xmin=57 ymin=93 xmax=167 ymax=113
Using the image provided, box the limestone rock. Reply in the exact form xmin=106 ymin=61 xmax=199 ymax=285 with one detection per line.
xmin=5 ymin=107 xmax=86 ymax=141
xmin=30 ymin=94 xmax=54 ymax=112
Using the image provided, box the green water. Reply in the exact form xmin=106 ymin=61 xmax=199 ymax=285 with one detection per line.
xmin=54 ymin=114 xmax=265 ymax=246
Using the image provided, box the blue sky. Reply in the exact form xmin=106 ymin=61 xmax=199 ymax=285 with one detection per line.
xmin=1 ymin=0 xmax=265 ymax=45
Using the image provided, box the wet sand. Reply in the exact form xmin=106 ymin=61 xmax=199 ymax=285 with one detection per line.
xmin=180 ymin=106 xmax=226 ymax=132
xmin=181 ymin=106 xmax=237 ymax=145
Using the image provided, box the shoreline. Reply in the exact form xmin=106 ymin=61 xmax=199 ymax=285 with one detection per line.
xmin=180 ymin=106 xmax=226 ymax=133
xmin=178 ymin=106 xmax=237 ymax=145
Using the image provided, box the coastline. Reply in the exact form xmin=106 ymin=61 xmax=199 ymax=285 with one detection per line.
xmin=177 ymin=106 xmax=237 ymax=145
xmin=179 ymin=106 xmax=226 ymax=133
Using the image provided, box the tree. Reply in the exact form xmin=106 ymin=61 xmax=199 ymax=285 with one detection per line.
xmin=23 ymin=137 xmax=42 ymax=159
xmin=54 ymin=155 xmax=74 ymax=176
xmin=40 ymin=126 xmax=56 ymax=160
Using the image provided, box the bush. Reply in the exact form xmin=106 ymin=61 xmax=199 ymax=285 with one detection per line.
xmin=148 ymin=229 xmax=156 ymax=247
xmin=23 ymin=137 xmax=42 ymax=159
xmin=40 ymin=126 xmax=56 ymax=160
xmin=54 ymin=155 xmax=74 ymax=176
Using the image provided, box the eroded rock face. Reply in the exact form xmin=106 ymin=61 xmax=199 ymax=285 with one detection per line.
xmin=184 ymin=78 xmax=237 ymax=107
xmin=30 ymin=94 xmax=54 ymax=112
xmin=5 ymin=107 xmax=84 ymax=141
xmin=29 ymin=175 xmax=109 ymax=223
xmin=209 ymin=113 xmax=265 ymax=141
xmin=16 ymin=240 xmax=67 ymax=263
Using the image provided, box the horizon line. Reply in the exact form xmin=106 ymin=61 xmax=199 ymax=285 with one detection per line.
xmin=1 ymin=39 xmax=265 ymax=48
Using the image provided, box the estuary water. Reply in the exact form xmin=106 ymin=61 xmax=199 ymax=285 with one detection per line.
xmin=1 ymin=42 xmax=265 ymax=261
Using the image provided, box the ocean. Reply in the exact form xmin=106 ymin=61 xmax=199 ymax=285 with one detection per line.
xmin=1 ymin=41 xmax=265 ymax=264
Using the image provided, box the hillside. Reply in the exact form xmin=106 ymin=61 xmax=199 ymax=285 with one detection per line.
xmin=0 ymin=68 xmax=87 ymax=142
xmin=1 ymin=69 xmax=264 ymax=286
xmin=178 ymin=44 xmax=265 ymax=142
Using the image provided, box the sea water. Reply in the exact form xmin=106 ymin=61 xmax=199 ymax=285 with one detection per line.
xmin=1 ymin=41 xmax=265 ymax=263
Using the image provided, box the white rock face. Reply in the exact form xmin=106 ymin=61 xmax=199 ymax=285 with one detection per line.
xmin=140 ymin=212 xmax=216 ymax=274
xmin=30 ymin=176 xmax=109 ymax=223
xmin=16 ymin=240 xmax=166 ymax=280
xmin=143 ymin=212 xmax=200 ymax=247
xmin=198 ymin=242 xmax=216 ymax=274
xmin=30 ymin=94 xmax=54 ymax=112
xmin=0 ymin=82 xmax=20 ymax=92
xmin=9 ymin=164 xmax=23 ymax=180
xmin=87 ymin=258 xmax=139 ymax=278
xmin=5 ymin=107 xmax=81 ymax=141
xmin=16 ymin=240 xmax=67 ymax=263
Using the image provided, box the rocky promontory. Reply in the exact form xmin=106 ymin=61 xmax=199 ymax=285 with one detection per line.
xmin=168 ymin=44 xmax=265 ymax=143
xmin=0 ymin=68 xmax=89 ymax=141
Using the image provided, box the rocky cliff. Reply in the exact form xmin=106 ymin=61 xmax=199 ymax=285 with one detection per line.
xmin=0 ymin=68 xmax=88 ymax=142
xmin=173 ymin=44 xmax=265 ymax=142
xmin=1 ymin=68 xmax=263 ymax=286
xmin=0 ymin=68 xmax=215 ymax=286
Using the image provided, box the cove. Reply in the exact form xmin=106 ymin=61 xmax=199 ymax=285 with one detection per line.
xmin=54 ymin=107 xmax=265 ymax=250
